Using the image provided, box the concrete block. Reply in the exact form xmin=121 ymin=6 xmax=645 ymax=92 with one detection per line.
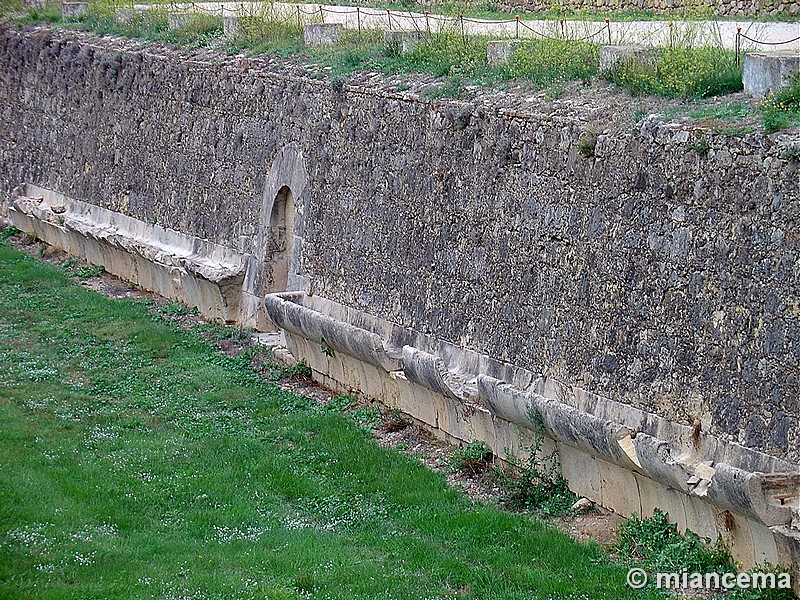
xmin=468 ymin=405 xmax=498 ymax=450
xmin=636 ymin=473 xmax=688 ymax=532
xmin=559 ymin=443 xmax=602 ymax=503
xmin=303 ymin=23 xmax=343 ymax=47
xmin=167 ymin=13 xmax=192 ymax=30
xmin=750 ymin=519 xmax=780 ymax=566
xmin=743 ymin=51 xmax=800 ymax=98
xmin=598 ymin=457 xmax=642 ymax=517
xmin=683 ymin=494 xmax=719 ymax=541
xmin=61 ymin=2 xmax=88 ymax=19
xmin=383 ymin=31 xmax=427 ymax=55
xmin=487 ymin=40 xmax=524 ymax=67
xmin=599 ymin=45 xmax=656 ymax=71
xmin=394 ymin=376 xmax=440 ymax=429
xmin=223 ymin=15 xmax=239 ymax=37
xmin=772 ymin=526 xmax=800 ymax=595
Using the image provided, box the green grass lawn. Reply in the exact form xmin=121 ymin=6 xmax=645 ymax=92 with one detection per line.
xmin=0 ymin=241 xmax=662 ymax=599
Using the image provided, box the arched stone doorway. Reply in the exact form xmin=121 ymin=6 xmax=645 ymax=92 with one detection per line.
xmin=265 ymin=185 xmax=294 ymax=295
xmin=240 ymin=142 xmax=309 ymax=331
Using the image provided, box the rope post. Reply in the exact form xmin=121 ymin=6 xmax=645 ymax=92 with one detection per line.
xmin=668 ymin=21 xmax=673 ymax=49
xmin=357 ymin=6 xmax=361 ymax=33
xmin=605 ymin=18 xmax=610 ymax=45
xmin=319 ymin=4 xmax=324 ymax=23
xmin=387 ymin=9 xmax=391 ymax=31
xmin=515 ymin=15 xmax=519 ymax=39
xmin=460 ymin=13 xmax=465 ymax=46
xmin=296 ymin=4 xmax=301 ymax=30
xmin=735 ymin=27 xmax=741 ymax=66
xmin=425 ymin=10 xmax=430 ymax=34
xmin=560 ymin=18 xmax=565 ymax=39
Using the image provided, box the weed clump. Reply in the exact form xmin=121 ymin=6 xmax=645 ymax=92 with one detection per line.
xmin=450 ymin=440 xmax=493 ymax=474
xmin=271 ymin=359 xmax=312 ymax=382
xmin=502 ymin=462 xmax=577 ymax=517
xmin=1 ymin=226 xmax=21 ymax=241
xmin=760 ymin=73 xmax=800 ymax=134
xmin=615 ymin=508 xmax=732 ymax=573
xmin=503 ymin=39 xmax=599 ymax=87
xmin=604 ymin=46 xmax=742 ymax=98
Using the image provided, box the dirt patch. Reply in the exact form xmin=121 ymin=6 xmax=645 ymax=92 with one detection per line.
xmin=553 ymin=511 xmax=624 ymax=548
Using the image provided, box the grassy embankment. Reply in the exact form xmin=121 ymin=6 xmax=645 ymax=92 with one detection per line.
xmin=0 ymin=237 xmax=670 ymax=599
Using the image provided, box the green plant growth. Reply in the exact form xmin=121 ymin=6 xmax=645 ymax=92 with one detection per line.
xmin=59 ymin=256 xmax=105 ymax=280
xmin=423 ymin=75 xmax=465 ymax=99
xmin=0 ymin=241 xmax=674 ymax=599
xmin=349 ymin=405 xmax=382 ymax=430
xmin=72 ymin=264 xmax=105 ymax=280
xmin=160 ymin=12 xmax=223 ymax=48
xmin=615 ymin=509 xmax=733 ymax=574
xmin=500 ymin=414 xmax=578 ymax=517
xmin=689 ymin=139 xmax=711 ymax=155
xmin=450 ymin=440 xmax=493 ymax=474
xmin=324 ymin=394 xmax=356 ymax=413
xmin=760 ymin=73 xmax=800 ymax=134
xmin=270 ymin=359 xmax=312 ymax=381
xmin=2 ymin=0 xmax=759 ymax=102
xmin=4 ymin=1 xmax=62 ymax=25
xmin=157 ymin=302 xmax=199 ymax=317
xmin=604 ymin=46 xmax=742 ymax=98
xmin=1 ymin=226 xmax=21 ymax=240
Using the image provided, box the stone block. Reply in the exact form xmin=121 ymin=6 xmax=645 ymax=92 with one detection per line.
xmin=494 ymin=419 xmax=546 ymax=463
xmin=167 ymin=13 xmax=192 ymax=30
xmin=682 ymin=494 xmax=720 ymax=541
xmin=772 ymin=526 xmax=800 ymax=595
xmin=223 ymin=15 xmax=239 ymax=37
xmin=383 ymin=31 xmax=427 ymax=55
xmin=558 ymin=443 xmax=602 ymax=503
xmin=750 ymin=519 xmax=780 ymax=566
xmin=598 ymin=457 xmax=642 ymax=516
xmin=636 ymin=473 xmax=688 ymax=531
xmin=487 ymin=40 xmax=524 ymax=67
xmin=599 ymin=45 xmax=656 ymax=71
xmin=61 ymin=2 xmax=88 ymax=19
xmin=10 ymin=184 xmax=247 ymax=325
xmin=21 ymin=0 xmax=47 ymax=9
xmin=743 ymin=51 xmax=800 ymax=98
xmin=303 ymin=23 xmax=343 ymax=47
xmin=726 ymin=514 xmax=786 ymax=572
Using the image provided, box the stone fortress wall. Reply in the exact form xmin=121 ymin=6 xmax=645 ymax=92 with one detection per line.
xmin=1 ymin=24 xmax=798 ymax=579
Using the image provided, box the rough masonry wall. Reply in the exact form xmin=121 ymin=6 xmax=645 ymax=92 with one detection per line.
xmin=1 ymin=25 xmax=798 ymax=462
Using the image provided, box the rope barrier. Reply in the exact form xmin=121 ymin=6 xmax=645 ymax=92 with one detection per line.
xmin=739 ymin=32 xmax=800 ymax=45
xmin=145 ymin=0 xmax=800 ymax=61
xmin=735 ymin=27 xmax=800 ymax=65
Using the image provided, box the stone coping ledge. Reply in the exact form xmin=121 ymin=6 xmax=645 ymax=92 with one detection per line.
xmin=10 ymin=184 xmax=246 ymax=285
xmin=264 ymin=290 xmax=800 ymax=530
